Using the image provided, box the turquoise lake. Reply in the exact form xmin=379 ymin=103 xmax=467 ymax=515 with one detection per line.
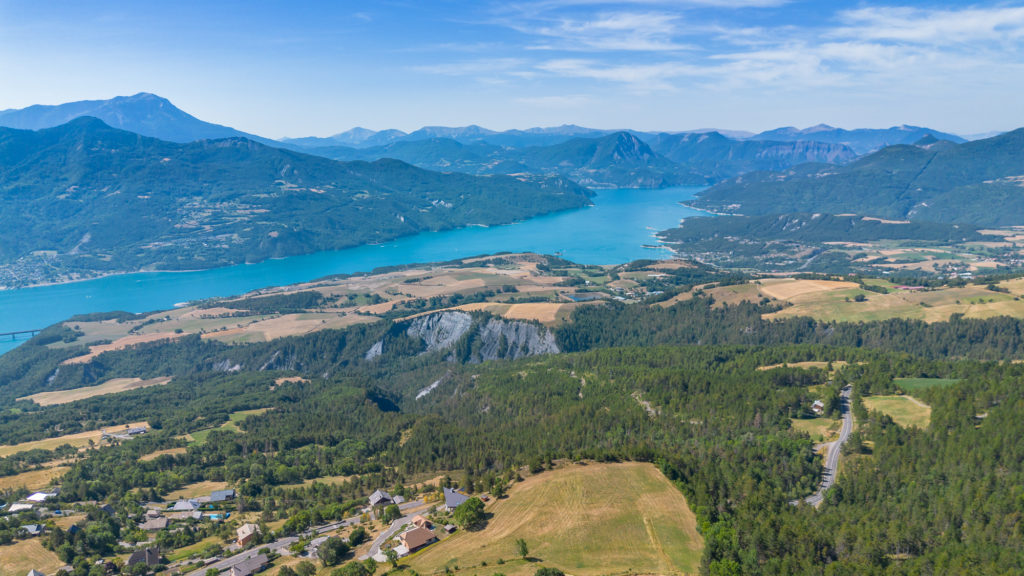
xmin=0 ymin=187 xmax=705 ymax=355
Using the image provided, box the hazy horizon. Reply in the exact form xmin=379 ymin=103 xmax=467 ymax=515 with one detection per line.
xmin=2 ymin=0 xmax=1023 ymax=138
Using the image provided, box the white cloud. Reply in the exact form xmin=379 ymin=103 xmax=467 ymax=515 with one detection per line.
xmin=515 ymin=11 xmax=695 ymax=51
xmin=832 ymin=6 xmax=1024 ymax=44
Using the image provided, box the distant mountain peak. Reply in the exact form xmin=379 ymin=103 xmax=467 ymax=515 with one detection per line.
xmin=0 ymin=93 xmax=273 ymax=145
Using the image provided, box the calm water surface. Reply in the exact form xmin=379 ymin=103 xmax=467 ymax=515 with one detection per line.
xmin=0 ymin=187 xmax=705 ymax=355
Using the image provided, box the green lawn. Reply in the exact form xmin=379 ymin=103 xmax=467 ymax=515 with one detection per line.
xmin=863 ymin=395 xmax=931 ymax=428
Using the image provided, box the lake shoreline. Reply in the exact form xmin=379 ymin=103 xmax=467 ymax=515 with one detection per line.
xmin=1 ymin=203 xmax=600 ymax=292
xmin=0 ymin=187 xmax=705 ymax=357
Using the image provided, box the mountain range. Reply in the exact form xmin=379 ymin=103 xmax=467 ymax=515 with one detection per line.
xmin=750 ymin=124 xmax=967 ymax=154
xmin=0 ymin=117 xmax=590 ymax=285
xmin=690 ymin=129 xmax=1024 ymax=225
xmin=0 ymin=94 xmax=966 ymax=183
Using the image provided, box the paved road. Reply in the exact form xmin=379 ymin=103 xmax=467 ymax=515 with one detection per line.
xmin=795 ymin=385 xmax=854 ymax=507
xmin=184 ymin=536 xmax=298 ymax=576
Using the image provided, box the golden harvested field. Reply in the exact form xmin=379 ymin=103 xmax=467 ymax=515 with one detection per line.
xmin=765 ymin=280 xmax=1024 ymax=323
xmin=0 ymin=466 xmax=70 ymax=491
xmin=62 ymin=332 xmax=185 ymax=364
xmin=0 ymin=539 xmax=64 ymax=576
xmin=407 ymin=462 xmax=703 ymax=576
xmin=164 ymin=480 xmax=231 ymax=501
xmin=53 ymin=514 xmax=86 ymax=529
xmin=0 ymin=421 xmax=149 ymax=458
xmin=757 ymin=278 xmax=860 ymax=300
xmin=201 ymin=312 xmax=373 ymax=343
xmin=863 ymin=395 xmax=931 ymax=429
xmin=18 ymin=376 xmax=171 ymax=406
xmin=139 ymin=447 xmax=188 ymax=461
xmin=501 ymin=303 xmax=568 ymax=324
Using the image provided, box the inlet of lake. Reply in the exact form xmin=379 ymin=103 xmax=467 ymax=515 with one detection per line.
xmin=0 ymin=187 xmax=706 ymax=355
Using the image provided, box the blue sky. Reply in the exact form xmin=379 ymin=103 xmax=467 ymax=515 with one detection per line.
xmin=1 ymin=0 xmax=1023 ymax=137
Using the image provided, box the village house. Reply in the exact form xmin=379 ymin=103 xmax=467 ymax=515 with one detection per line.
xmin=171 ymin=499 xmax=200 ymax=512
xmin=398 ymin=526 xmax=437 ymax=553
xmin=209 ymin=489 xmax=236 ymax=503
xmin=811 ymin=400 xmax=825 ymax=415
xmin=126 ymin=547 xmax=162 ymax=569
xmin=228 ymin=554 xmax=268 ymax=576
xmin=27 ymin=570 xmax=46 ymax=576
xmin=237 ymin=523 xmax=261 ymax=546
xmin=19 ymin=524 xmax=44 ymax=537
xmin=442 ymin=487 xmax=470 ymax=511
xmin=138 ymin=516 xmax=168 ymax=531
xmin=411 ymin=515 xmax=431 ymax=529
xmin=368 ymin=489 xmax=392 ymax=507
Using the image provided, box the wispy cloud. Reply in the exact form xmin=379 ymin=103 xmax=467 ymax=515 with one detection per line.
xmin=519 ymin=11 xmax=694 ymax=52
xmin=832 ymin=6 xmax=1024 ymax=44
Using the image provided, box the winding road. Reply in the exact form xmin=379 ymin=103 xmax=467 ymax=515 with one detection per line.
xmin=794 ymin=385 xmax=854 ymax=508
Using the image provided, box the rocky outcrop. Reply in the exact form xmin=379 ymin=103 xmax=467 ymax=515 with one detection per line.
xmin=405 ymin=311 xmax=474 ymax=353
xmin=365 ymin=310 xmax=559 ymax=363
xmin=475 ymin=318 xmax=559 ymax=362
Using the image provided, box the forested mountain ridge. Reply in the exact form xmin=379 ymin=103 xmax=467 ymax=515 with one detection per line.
xmin=0 ymin=118 xmax=592 ymax=285
xmin=751 ymin=123 xmax=966 ymax=154
xmin=690 ymin=128 xmax=1024 ymax=225
xmin=308 ymin=131 xmax=705 ymax=188
xmin=301 ymin=131 xmax=863 ymax=189
xmin=645 ymin=131 xmax=857 ymax=181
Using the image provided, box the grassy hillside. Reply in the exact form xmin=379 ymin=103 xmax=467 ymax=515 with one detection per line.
xmin=406 ymin=462 xmax=702 ymax=576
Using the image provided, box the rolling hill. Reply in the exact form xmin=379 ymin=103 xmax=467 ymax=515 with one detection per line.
xmin=690 ymin=129 xmax=1024 ymax=225
xmin=0 ymin=118 xmax=592 ymax=284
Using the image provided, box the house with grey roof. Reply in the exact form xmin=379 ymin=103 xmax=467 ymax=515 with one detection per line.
xmin=368 ymin=489 xmax=392 ymax=507
xmin=209 ymin=489 xmax=236 ymax=502
xmin=171 ymin=499 xmax=200 ymax=511
xmin=228 ymin=553 xmax=268 ymax=576
xmin=127 ymin=547 xmax=162 ymax=568
xmin=27 ymin=570 xmax=46 ymax=576
xmin=20 ymin=524 xmax=44 ymax=537
xmin=139 ymin=516 xmax=168 ymax=531
xmin=443 ymin=487 xmax=470 ymax=511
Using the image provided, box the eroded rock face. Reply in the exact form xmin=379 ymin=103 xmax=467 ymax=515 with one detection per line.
xmin=405 ymin=311 xmax=474 ymax=353
xmin=475 ymin=318 xmax=559 ymax=362
xmin=365 ymin=310 xmax=560 ymax=363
